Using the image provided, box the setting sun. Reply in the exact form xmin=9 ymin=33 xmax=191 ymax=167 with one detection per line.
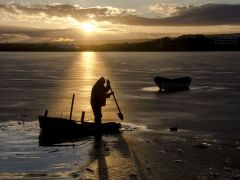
xmin=81 ymin=23 xmax=94 ymax=33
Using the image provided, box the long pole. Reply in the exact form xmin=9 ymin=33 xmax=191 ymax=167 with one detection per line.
xmin=69 ymin=93 xmax=75 ymax=120
xmin=110 ymin=86 xmax=124 ymax=120
xmin=110 ymin=87 xmax=121 ymax=113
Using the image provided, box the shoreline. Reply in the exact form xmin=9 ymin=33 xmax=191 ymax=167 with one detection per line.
xmin=0 ymin=121 xmax=240 ymax=179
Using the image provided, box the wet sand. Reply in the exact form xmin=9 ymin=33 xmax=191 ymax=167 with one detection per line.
xmin=71 ymin=127 xmax=240 ymax=180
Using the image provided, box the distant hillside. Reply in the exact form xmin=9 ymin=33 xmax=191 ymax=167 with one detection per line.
xmin=77 ymin=34 xmax=240 ymax=51
xmin=1 ymin=34 xmax=240 ymax=51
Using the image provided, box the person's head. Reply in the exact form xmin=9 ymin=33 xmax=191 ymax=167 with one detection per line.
xmin=98 ymin=77 xmax=105 ymax=84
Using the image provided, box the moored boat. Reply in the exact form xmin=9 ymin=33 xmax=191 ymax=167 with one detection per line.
xmin=39 ymin=115 xmax=121 ymax=136
xmin=38 ymin=115 xmax=121 ymax=146
xmin=154 ymin=76 xmax=192 ymax=92
xmin=38 ymin=93 xmax=122 ymax=146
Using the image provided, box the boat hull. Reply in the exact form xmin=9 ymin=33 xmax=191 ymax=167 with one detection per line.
xmin=39 ymin=116 xmax=121 ymax=137
xmin=154 ymin=76 xmax=191 ymax=92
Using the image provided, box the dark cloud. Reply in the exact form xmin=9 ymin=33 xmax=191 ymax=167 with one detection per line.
xmin=0 ymin=26 xmax=83 ymax=42
xmin=166 ymin=3 xmax=240 ymax=26
xmin=0 ymin=3 xmax=240 ymax=27
xmin=96 ymin=3 xmax=240 ymax=26
xmin=0 ymin=26 xmax=55 ymax=37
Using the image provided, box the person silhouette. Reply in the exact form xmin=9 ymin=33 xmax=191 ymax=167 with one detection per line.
xmin=90 ymin=77 xmax=113 ymax=125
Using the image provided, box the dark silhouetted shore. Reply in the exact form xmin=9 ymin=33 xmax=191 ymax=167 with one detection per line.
xmin=1 ymin=34 xmax=240 ymax=52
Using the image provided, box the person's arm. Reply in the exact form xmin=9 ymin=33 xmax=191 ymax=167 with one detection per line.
xmin=105 ymin=79 xmax=113 ymax=98
xmin=105 ymin=79 xmax=111 ymax=93
xmin=106 ymin=91 xmax=114 ymax=98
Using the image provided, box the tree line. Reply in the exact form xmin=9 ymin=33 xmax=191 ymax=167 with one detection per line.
xmin=1 ymin=34 xmax=240 ymax=51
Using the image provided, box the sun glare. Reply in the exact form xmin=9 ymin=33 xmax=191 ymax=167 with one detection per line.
xmin=81 ymin=23 xmax=94 ymax=33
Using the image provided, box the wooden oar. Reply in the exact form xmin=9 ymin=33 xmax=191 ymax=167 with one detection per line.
xmin=109 ymin=85 xmax=124 ymax=120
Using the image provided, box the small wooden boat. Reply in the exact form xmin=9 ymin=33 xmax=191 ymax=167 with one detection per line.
xmin=39 ymin=115 xmax=121 ymax=136
xmin=154 ymin=76 xmax=191 ymax=92
xmin=38 ymin=115 xmax=121 ymax=146
xmin=38 ymin=94 xmax=121 ymax=146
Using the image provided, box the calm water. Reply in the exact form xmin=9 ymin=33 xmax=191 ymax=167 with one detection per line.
xmin=0 ymin=52 xmax=240 ymax=178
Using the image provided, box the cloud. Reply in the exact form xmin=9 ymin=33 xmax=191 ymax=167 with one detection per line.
xmin=0 ymin=26 xmax=82 ymax=42
xmin=149 ymin=3 xmax=189 ymax=17
xmin=0 ymin=25 xmax=183 ymax=43
xmin=162 ymin=3 xmax=240 ymax=26
xmin=0 ymin=33 xmax=31 ymax=42
xmin=97 ymin=3 xmax=240 ymax=26
xmin=0 ymin=3 xmax=135 ymax=25
xmin=1 ymin=3 xmax=240 ymax=26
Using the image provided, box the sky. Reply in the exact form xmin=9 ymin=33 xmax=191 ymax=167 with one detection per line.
xmin=0 ymin=0 xmax=240 ymax=43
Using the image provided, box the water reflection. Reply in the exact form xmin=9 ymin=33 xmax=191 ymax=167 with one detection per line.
xmin=45 ymin=52 xmax=120 ymax=122
xmin=81 ymin=51 xmax=95 ymax=79
xmin=0 ymin=121 xmax=93 ymax=179
xmin=0 ymin=172 xmax=70 ymax=179
xmin=78 ymin=52 xmax=97 ymax=118
xmin=47 ymin=52 xmax=101 ymax=121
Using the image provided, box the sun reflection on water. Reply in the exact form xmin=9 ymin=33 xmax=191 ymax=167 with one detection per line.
xmin=80 ymin=51 xmax=95 ymax=80
xmin=44 ymin=52 xmax=120 ymax=122
xmin=76 ymin=52 xmax=97 ymax=120
xmin=47 ymin=52 xmax=101 ymax=121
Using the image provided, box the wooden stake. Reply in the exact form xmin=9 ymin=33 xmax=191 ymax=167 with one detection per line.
xmin=81 ymin=111 xmax=85 ymax=123
xmin=44 ymin=109 xmax=48 ymax=117
xmin=69 ymin=94 xmax=75 ymax=120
